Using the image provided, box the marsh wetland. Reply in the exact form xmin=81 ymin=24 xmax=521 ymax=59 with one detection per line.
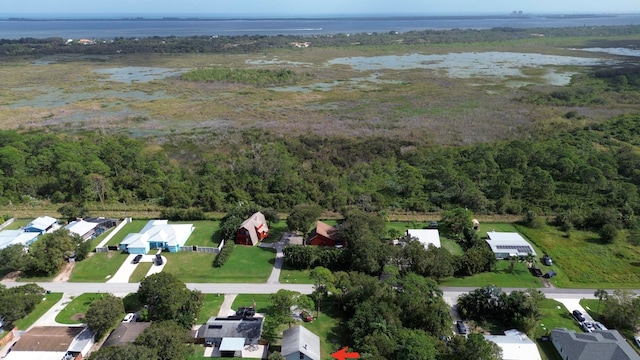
xmin=1 ymin=33 xmax=639 ymax=146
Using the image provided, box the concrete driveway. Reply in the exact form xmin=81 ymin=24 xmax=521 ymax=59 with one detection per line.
xmin=555 ymin=298 xmax=594 ymax=323
xmin=107 ymin=254 xmax=166 ymax=283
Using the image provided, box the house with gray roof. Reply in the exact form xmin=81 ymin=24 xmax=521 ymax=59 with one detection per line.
xmin=196 ymin=316 xmax=264 ymax=357
xmin=551 ymin=328 xmax=640 ymax=360
xmin=282 ymin=325 xmax=321 ymax=360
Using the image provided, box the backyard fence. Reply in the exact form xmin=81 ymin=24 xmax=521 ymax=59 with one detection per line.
xmin=0 ymin=217 xmax=15 ymax=230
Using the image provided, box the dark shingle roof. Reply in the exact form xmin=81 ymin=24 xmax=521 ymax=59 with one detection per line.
xmin=197 ymin=317 xmax=263 ymax=345
xmin=551 ymin=328 xmax=640 ymax=360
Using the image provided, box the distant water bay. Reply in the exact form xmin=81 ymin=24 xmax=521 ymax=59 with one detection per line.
xmin=1 ymin=14 xmax=640 ymax=40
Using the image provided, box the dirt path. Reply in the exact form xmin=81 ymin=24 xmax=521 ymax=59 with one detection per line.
xmin=52 ymin=262 xmax=75 ymax=282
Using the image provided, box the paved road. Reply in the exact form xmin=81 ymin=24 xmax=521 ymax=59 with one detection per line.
xmin=4 ymin=281 xmax=637 ymax=298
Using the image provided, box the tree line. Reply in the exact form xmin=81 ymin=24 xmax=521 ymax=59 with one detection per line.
xmin=1 ymin=114 xmax=639 ymax=235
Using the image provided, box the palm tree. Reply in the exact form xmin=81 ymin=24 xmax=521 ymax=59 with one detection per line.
xmin=594 ymin=289 xmax=609 ymax=318
xmin=509 ymin=255 xmax=519 ymax=273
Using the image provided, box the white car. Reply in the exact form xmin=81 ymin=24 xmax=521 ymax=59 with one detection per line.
xmin=122 ymin=313 xmax=135 ymax=323
xmin=581 ymin=322 xmax=594 ymax=333
xmin=635 ymin=336 xmax=640 ymax=348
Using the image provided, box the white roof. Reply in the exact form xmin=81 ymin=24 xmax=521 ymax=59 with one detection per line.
xmin=485 ymin=231 xmax=536 ymax=256
xmin=484 ymin=330 xmax=541 ymax=360
xmin=5 ymin=351 xmax=66 ymax=360
xmin=407 ymin=229 xmax=441 ymax=248
xmin=0 ymin=230 xmax=39 ymax=249
xmin=282 ymin=325 xmax=321 ymax=360
xmin=120 ymin=220 xmax=193 ymax=249
xmin=65 ymin=220 xmax=99 ymax=237
xmin=220 ymin=337 xmax=246 ymax=351
xmin=26 ymin=216 xmax=58 ymax=231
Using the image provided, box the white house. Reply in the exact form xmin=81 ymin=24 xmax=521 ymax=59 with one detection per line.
xmin=485 ymin=231 xmax=536 ymax=259
xmin=406 ymin=229 xmax=441 ymax=248
xmin=23 ymin=216 xmax=59 ymax=234
xmin=0 ymin=230 xmax=39 ymax=250
xmin=484 ymin=329 xmax=541 ymax=360
xmin=119 ymin=220 xmax=194 ymax=254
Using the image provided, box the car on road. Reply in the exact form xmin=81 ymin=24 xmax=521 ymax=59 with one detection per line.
xmin=155 ymin=253 xmax=163 ymax=265
xmin=572 ymin=310 xmax=586 ymax=322
xmin=456 ymin=320 xmax=467 ymax=335
xmin=132 ymin=254 xmax=143 ymax=264
xmin=122 ymin=313 xmax=135 ymax=323
xmin=542 ymin=255 xmax=552 ymax=266
xmin=581 ymin=322 xmax=595 ymax=333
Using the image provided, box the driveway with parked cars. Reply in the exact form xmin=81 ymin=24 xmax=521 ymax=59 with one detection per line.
xmin=107 ymin=253 xmax=167 ymax=283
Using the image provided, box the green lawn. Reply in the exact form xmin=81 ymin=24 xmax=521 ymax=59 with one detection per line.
xmin=515 ymin=224 xmax=640 ymax=288
xmin=279 ymin=264 xmax=314 ymax=284
xmin=3 ymin=218 xmax=30 ymax=230
xmin=129 ymin=262 xmax=153 ymax=283
xmin=183 ymin=221 xmax=221 ymax=247
xmin=440 ymin=259 xmax=543 ymax=288
xmin=231 ymin=294 xmax=274 ymax=314
xmin=106 ymin=220 xmax=147 ymax=246
xmin=14 ymin=292 xmax=63 ymax=330
xmin=163 ymin=246 xmax=276 ymax=283
xmin=69 ymin=252 xmax=129 ymax=282
xmin=533 ymin=299 xmax=582 ymax=360
xmin=196 ymin=294 xmax=225 ymax=324
xmin=56 ymin=293 xmax=105 ymax=324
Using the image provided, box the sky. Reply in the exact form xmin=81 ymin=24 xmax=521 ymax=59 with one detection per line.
xmin=1 ymin=0 xmax=639 ymax=17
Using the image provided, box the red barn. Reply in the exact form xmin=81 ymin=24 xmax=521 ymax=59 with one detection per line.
xmin=308 ymin=221 xmax=343 ymax=246
xmin=235 ymin=212 xmax=269 ymax=246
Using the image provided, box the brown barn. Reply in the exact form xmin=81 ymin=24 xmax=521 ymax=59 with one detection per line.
xmin=235 ymin=212 xmax=269 ymax=246
xmin=308 ymin=221 xmax=343 ymax=246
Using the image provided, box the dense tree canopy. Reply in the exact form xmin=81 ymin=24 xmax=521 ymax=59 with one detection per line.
xmin=137 ymin=272 xmax=203 ymax=328
xmin=134 ymin=321 xmax=191 ymax=360
xmin=85 ymin=294 xmax=125 ymax=338
xmin=0 ymin=283 xmax=45 ymax=329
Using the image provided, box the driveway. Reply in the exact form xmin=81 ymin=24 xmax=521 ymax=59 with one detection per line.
xmin=555 ymin=298 xmax=594 ymax=323
xmin=106 ymin=254 xmax=166 ymax=283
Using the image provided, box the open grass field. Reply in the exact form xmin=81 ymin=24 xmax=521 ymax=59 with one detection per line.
xmin=232 ymin=294 xmax=274 ymax=314
xmin=163 ymin=246 xmax=275 ymax=283
xmin=55 ymin=293 xmax=104 ymax=324
xmin=14 ymin=292 xmax=63 ymax=330
xmin=261 ymin=220 xmax=289 ymax=243
xmin=69 ymin=251 xmax=129 ymax=282
xmin=515 ymin=224 xmax=640 ymax=288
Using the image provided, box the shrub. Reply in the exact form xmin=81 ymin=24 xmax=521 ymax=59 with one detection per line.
xmin=213 ymin=240 xmax=235 ymax=267
xmin=599 ymin=223 xmax=619 ymax=244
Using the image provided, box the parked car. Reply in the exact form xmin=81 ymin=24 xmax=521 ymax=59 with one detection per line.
xmin=530 ymin=266 xmax=542 ymax=277
xmin=581 ymin=322 xmax=595 ymax=333
xmin=542 ymin=255 xmax=552 ymax=266
xmin=155 ymin=253 xmax=163 ymax=265
xmin=132 ymin=254 xmax=143 ymax=264
xmin=543 ymin=270 xmax=557 ymax=279
xmin=301 ymin=311 xmax=313 ymax=322
xmin=122 ymin=313 xmax=135 ymax=323
xmin=593 ymin=321 xmax=608 ymax=331
xmin=236 ymin=306 xmax=256 ymax=318
xmin=456 ymin=320 xmax=467 ymax=335
xmin=634 ymin=336 xmax=640 ymax=348
xmin=427 ymin=221 xmax=439 ymax=229
xmin=572 ymin=310 xmax=586 ymax=323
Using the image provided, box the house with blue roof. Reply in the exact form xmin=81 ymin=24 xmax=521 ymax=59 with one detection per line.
xmin=119 ymin=220 xmax=194 ymax=254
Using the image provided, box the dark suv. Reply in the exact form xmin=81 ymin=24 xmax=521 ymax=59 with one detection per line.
xmin=572 ymin=310 xmax=586 ymax=322
xmin=456 ymin=320 xmax=467 ymax=334
xmin=132 ymin=254 xmax=143 ymax=264
xmin=155 ymin=253 xmax=163 ymax=265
